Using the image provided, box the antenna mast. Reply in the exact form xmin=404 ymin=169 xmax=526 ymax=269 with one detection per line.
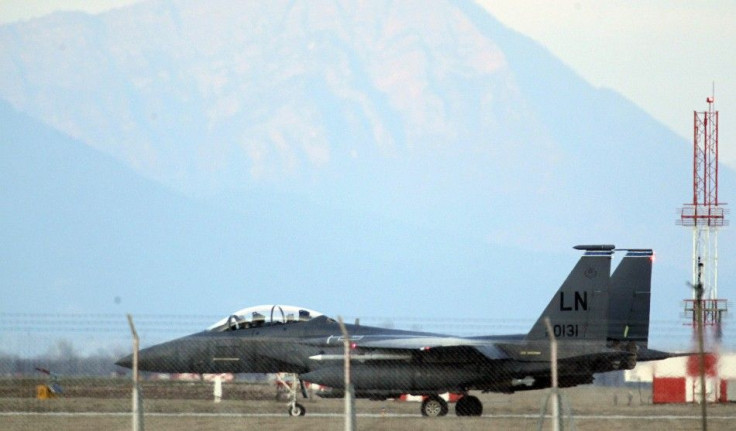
xmin=678 ymin=93 xmax=728 ymax=328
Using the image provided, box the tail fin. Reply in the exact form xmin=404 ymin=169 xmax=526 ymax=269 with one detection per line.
xmin=608 ymin=249 xmax=653 ymax=347
xmin=525 ymin=245 xmax=614 ymax=341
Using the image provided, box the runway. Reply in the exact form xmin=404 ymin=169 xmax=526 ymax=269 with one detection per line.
xmin=4 ymin=411 xmax=736 ymax=420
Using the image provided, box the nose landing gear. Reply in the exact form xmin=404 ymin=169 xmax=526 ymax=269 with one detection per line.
xmin=280 ymin=373 xmax=308 ymax=417
xmin=288 ymin=401 xmax=306 ymax=417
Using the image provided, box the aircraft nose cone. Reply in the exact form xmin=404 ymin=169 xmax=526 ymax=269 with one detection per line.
xmin=115 ymin=354 xmax=133 ymax=369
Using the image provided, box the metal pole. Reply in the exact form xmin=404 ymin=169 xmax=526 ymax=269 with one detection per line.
xmin=337 ymin=316 xmax=356 ymax=431
xmin=696 ymin=295 xmax=708 ymax=431
xmin=127 ymin=314 xmax=144 ymax=431
xmin=544 ymin=317 xmax=560 ymax=431
xmin=694 ymin=262 xmax=708 ymax=431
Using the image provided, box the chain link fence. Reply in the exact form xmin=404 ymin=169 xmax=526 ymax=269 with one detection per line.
xmin=1 ymin=312 xmax=735 ymax=430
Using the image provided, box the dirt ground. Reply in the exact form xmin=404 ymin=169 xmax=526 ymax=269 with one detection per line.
xmin=1 ymin=378 xmax=735 ymax=430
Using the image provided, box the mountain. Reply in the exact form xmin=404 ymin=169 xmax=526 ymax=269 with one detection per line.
xmin=0 ymin=99 xmax=565 ymax=335
xmin=0 ymin=0 xmax=733 ymax=350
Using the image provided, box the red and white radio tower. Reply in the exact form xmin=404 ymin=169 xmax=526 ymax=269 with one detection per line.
xmin=678 ymin=95 xmax=729 ymax=332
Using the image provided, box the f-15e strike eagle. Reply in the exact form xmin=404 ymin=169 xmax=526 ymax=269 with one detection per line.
xmin=117 ymin=245 xmax=678 ymax=417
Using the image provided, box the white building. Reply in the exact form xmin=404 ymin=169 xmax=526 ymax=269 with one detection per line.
xmin=625 ymin=353 xmax=736 ymax=403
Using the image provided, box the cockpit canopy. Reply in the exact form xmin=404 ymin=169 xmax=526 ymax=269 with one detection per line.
xmin=208 ymin=305 xmax=324 ymax=332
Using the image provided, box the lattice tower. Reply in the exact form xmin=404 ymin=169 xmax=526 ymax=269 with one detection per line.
xmin=677 ymin=96 xmax=728 ymax=327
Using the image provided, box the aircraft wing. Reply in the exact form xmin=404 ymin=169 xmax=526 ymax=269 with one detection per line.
xmin=337 ymin=334 xmax=652 ymax=369
xmin=349 ymin=335 xmax=513 ymax=362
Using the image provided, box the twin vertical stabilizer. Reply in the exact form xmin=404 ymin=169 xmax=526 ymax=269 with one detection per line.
xmin=524 ymin=245 xmax=653 ymax=351
xmin=608 ymin=249 xmax=653 ymax=347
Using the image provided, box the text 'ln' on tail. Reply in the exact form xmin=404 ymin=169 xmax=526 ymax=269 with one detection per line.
xmin=525 ymin=245 xmax=615 ymax=342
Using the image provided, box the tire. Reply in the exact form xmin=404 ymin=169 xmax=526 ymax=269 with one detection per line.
xmin=288 ymin=402 xmax=306 ymax=417
xmin=421 ymin=395 xmax=449 ymax=417
xmin=625 ymin=356 xmax=637 ymax=370
xmin=455 ymin=395 xmax=483 ymax=416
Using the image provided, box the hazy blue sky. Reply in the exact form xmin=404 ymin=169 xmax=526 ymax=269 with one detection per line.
xmin=481 ymin=0 xmax=735 ymax=169
xmin=1 ymin=0 xmax=734 ymax=168
xmin=1 ymin=1 xmax=732 ymax=355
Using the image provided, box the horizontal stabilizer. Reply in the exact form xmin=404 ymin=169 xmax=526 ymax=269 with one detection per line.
xmin=573 ymin=244 xmax=615 ymax=251
xmin=637 ymin=348 xmax=691 ymax=362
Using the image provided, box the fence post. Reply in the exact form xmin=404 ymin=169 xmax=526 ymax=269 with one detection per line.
xmin=126 ymin=314 xmax=144 ymax=431
xmin=214 ymin=375 xmax=222 ymax=403
xmin=543 ymin=317 xmax=560 ymax=431
xmin=337 ymin=316 xmax=356 ymax=431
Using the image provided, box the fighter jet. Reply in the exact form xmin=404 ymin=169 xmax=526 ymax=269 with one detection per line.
xmin=116 ymin=245 xmax=677 ymax=417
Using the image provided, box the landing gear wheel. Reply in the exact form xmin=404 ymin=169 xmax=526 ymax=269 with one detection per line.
xmin=421 ymin=395 xmax=449 ymax=417
xmin=288 ymin=402 xmax=306 ymax=416
xmin=455 ymin=395 xmax=483 ymax=416
xmin=283 ymin=373 xmax=308 ymax=417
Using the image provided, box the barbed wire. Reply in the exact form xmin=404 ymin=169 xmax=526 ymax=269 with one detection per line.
xmin=0 ymin=313 xmax=720 ymax=338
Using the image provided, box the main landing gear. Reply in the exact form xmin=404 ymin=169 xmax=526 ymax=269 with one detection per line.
xmin=455 ymin=394 xmax=483 ymax=416
xmin=420 ymin=394 xmax=483 ymax=417
xmin=421 ymin=395 xmax=449 ymax=416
